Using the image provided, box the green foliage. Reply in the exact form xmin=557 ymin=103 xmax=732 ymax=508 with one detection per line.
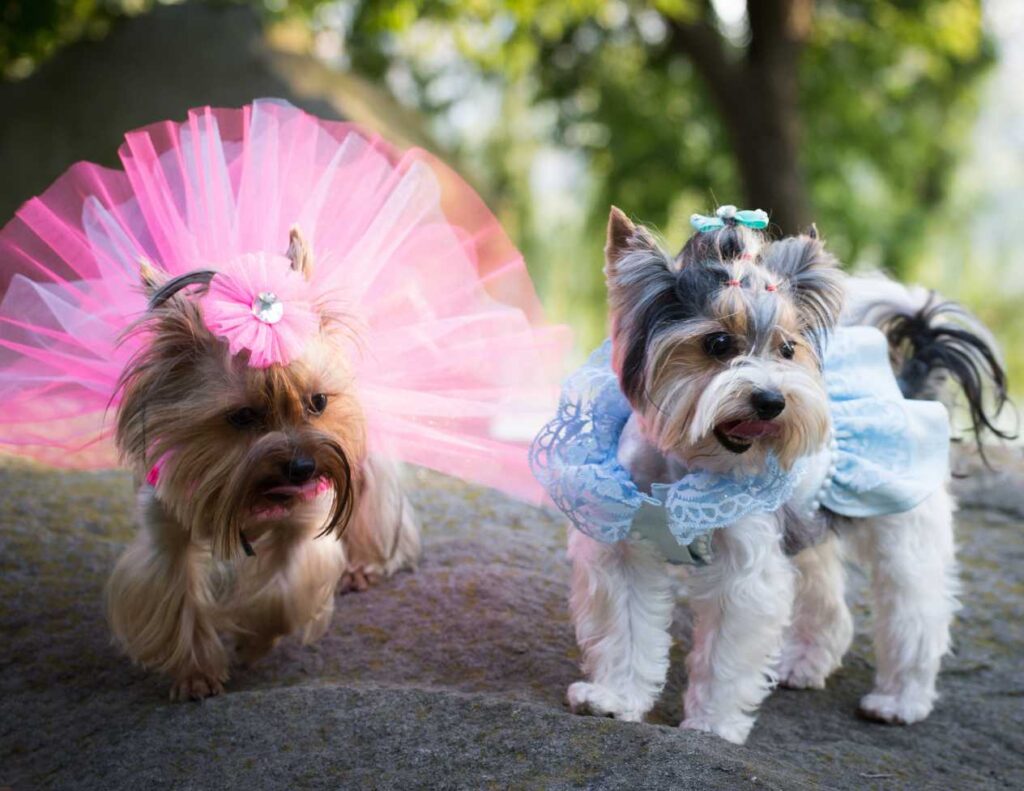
xmin=0 ymin=0 xmax=149 ymax=79
xmin=0 ymin=0 xmax=1000 ymax=368
xmin=1 ymin=0 xmax=992 ymax=277
xmin=342 ymin=0 xmax=990 ymax=260
xmin=335 ymin=0 xmax=993 ymax=351
xmin=803 ymin=0 xmax=993 ymax=271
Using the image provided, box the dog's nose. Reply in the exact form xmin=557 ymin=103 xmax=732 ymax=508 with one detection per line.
xmin=751 ymin=389 xmax=786 ymax=420
xmin=285 ymin=456 xmax=317 ymax=484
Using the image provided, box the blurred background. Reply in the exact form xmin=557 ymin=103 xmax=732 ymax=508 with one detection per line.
xmin=1 ymin=0 xmax=1022 ymax=400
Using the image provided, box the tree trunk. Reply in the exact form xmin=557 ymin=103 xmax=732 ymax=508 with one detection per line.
xmin=670 ymin=0 xmax=815 ymax=234
xmin=730 ymin=91 xmax=811 ymax=235
xmin=742 ymin=0 xmax=813 ymax=232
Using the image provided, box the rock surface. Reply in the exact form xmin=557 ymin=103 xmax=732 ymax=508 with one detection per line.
xmin=1 ymin=457 xmax=1022 ymax=789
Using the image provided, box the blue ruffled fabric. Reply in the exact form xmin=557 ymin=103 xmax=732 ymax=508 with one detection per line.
xmin=818 ymin=326 xmax=950 ymax=517
xmin=528 ymin=342 xmax=656 ymax=543
xmin=529 ymin=342 xmax=804 ymax=546
xmin=530 ymin=327 xmax=950 ymax=549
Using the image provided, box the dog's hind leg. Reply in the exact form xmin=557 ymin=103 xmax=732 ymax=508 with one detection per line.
xmin=340 ymin=456 xmax=420 ymax=592
xmin=851 ymin=486 xmax=960 ymax=724
xmin=778 ymin=533 xmax=854 ymax=689
xmin=106 ymin=489 xmax=229 ymax=701
xmin=566 ymin=529 xmax=675 ymax=722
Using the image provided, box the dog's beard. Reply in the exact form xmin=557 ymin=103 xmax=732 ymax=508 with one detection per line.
xmin=156 ymin=430 xmax=357 ymax=560
xmin=640 ymin=361 xmax=830 ymax=473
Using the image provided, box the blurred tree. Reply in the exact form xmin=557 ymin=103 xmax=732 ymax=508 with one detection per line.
xmin=338 ymin=0 xmax=992 ymax=275
xmin=0 ymin=1 xmax=144 ymax=79
xmin=1 ymin=0 xmax=994 ymax=273
xmin=0 ymin=0 xmax=996 ymax=347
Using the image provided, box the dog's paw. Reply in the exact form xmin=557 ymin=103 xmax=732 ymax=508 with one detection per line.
xmin=170 ymin=673 xmax=225 ymax=702
xmin=338 ymin=565 xmax=382 ymax=594
xmin=566 ymin=682 xmax=644 ymax=722
xmin=858 ymin=690 xmax=934 ymax=725
xmin=777 ymin=642 xmax=837 ymax=690
xmin=680 ymin=715 xmax=753 ymax=745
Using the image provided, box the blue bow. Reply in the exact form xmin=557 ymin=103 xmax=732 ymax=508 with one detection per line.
xmin=690 ymin=205 xmax=769 ymax=233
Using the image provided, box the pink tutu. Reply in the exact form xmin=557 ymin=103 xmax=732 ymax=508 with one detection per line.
xmin=0 ymin=99 xmax=569 ymax=503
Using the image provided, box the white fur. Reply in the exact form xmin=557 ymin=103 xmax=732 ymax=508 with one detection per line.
xmin=687 ymin=358 xmax=824 ymax=446
xmin=778 ymin=533 xmax=854 ymax=690
xmin=570 ymin=227 xmax=967 ymax=742
xmin=680 ymin=510 xmax=795 ymax=743
xmin=566 ymin=530 xmax=675 ymax=721
xmin=566 ymin=444 xmax=960 ymax=744
xmin=846 ymin=486 xmax=959 ymax=723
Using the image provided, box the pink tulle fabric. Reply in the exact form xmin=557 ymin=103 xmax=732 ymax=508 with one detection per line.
xmin=0 ymin=99 xmax=569 ymax=503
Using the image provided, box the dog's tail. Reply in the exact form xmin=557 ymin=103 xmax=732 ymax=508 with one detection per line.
xmin=843 ymin=274 xmax=1015 ymax=452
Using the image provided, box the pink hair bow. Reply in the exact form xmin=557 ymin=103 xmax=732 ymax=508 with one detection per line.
xmin=201 ymin=252 xmax=319 ymax=368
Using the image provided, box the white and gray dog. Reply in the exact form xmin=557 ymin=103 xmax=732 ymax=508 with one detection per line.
xmin=563 ymin=207 xmax=1011 ymax=743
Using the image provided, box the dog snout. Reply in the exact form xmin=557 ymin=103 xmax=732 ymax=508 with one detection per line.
xmin=284 ymin=456 xmax=317 ymax=484
xmin=751 ymin=389 xmax=786 ymax=420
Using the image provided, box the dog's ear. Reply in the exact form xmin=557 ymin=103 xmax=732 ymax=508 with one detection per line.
xmin=604 ymin=207 xmax=669 ymax=279
xmin=138 ymin=258 xmax=168 ymax=297
xmin=287 ymin=225 xmax=314 ymax=280
xmin=116 ymin=295 xmax=216 ymax=468
xmin=605 ymin=206 xmax=638 ymax=271
xmin=760 ymin=234 xmax=845 ymax=337
xmin=602 ymin=207 xmax=681 ymax=401
xmin=604 ymin=206 xmax=674 ymax=311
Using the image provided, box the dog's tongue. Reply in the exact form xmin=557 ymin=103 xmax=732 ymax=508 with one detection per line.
xmin=723 ymin=420 xmax=781 ymax=439
xmin=263 ymin=478 xmax=329 ymax=499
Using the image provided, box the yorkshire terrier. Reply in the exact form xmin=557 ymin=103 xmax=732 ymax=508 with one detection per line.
xmin=105 ymin=229 xmax=420 ymax=701
xmin=564 ymin=207 xmax=1009 ymax=743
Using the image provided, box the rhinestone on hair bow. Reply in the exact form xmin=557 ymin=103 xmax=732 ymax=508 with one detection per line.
xmin=690 ymin=205 xmax=769 ymax=233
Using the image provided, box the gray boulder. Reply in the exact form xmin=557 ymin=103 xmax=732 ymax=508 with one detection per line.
xmin=1 ymin=458 xmax=1022 ymax=789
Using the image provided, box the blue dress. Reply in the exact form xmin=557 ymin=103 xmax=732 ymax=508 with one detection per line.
xmin=529 ymin=327 xmax=949 ymax=563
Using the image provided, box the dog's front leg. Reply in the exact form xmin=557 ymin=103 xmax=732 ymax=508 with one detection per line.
xmin=106 ymin=489 xmax=228 ymax=701
xmin=681 ymin=512 xmax=794 ymax=744
xmin=229 ymin=512 xmax=347 ymax=665
xmin=566 ymin=529 xmax=675 ymax=722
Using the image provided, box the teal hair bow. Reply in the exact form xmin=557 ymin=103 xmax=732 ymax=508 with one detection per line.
xmin=690 ymin=205 xmax=769 ymax=233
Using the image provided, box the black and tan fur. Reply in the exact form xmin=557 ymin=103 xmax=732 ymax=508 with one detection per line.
xmin=105 ymin=228 xmax=420 ymax=700
xmin=605 ymin=206 xmax=843 ymax=472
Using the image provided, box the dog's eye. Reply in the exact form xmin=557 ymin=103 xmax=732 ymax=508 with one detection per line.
xmin=702 ymin=333 xmax=734 ymax=359
xmin=227 ymin=407 xmax=261 ymax=429
xmin=309 ymin=393 xmax=329 ymax=415
xmin=780 ymin=341 xmax=796 ymax=360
